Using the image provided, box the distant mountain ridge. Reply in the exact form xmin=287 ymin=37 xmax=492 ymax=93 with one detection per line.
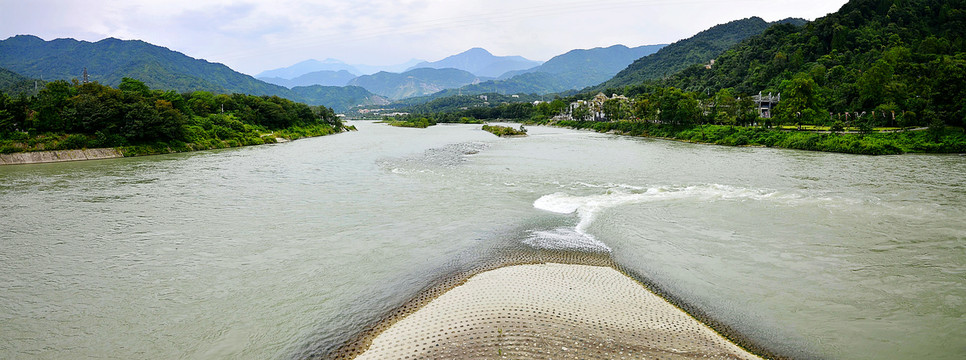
xmin=257 ymin=58 xmax=361 ymax=78
xmin=408 ymin=48 xmax=542 ymax=78
xmin=445 ymin=44 xmax=667 ymax=96
xmin=0 ymin=35 xmax=388 ymax=112
xmin=289 ymin=85 xmax=389 ymax=111
xmin=0 ymin=35 xmax=291 ymax=96
xmin=256 ymin=58 xmax=425 ymax=80
xmin=348 ymin=68 xmax=483 ymax=100
xmin=260 ymin=70 xmax=357 ymax=88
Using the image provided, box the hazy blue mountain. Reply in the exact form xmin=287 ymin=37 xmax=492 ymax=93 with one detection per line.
xmin=347 ymin=67 xmax=483 ymax=100
xmin=290 ymin=85 xmax=390 ymax=111
xmin=522 ymin=44 xmax=665 ymax=78
xmin=352 ymin=59 xmax=426 ymax=76
xmin=592 ymin=17 xmax=803 ymax=91
xmin=440 ymin=72 xmax=572 ymax=97
xmin=421 ymin=44 xmax=666 ymax=97
xmin=407 ymin=48 xmax=542 ymax=77
xmin=259 ymin=70 xmax=357 ymax=88
xmin=257 ymin=58 xmax=425 ymax=79
xmin=256 ymin=59 xmax=361 ymax=79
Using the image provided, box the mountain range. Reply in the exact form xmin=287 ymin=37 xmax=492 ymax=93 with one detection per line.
xmin=405 ymin=48 xmax=542 ymax=78
xmin=0 ymin=13 xmax=812 ymax=114
xmin=438 ymin=44 xmax=667 ymax=97
xmin=255 ymin=58 xmax=426 ymax=80
xmin=0 ymin=35 xmax=388 ymax=112
xmin=259 ymin=70 xmax=357 ymax=88
xmin=347 ymin=68 xmax=485 ymax=100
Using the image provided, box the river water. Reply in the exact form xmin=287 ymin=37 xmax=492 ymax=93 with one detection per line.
xmin=1 ymin=121 xmax=964 ymax=359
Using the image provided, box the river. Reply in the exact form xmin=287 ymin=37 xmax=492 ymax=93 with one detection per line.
xmin=1 ymin=121 xmax=964 ymax=359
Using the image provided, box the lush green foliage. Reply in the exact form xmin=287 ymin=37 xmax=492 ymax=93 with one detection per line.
xmin=557 ymin=120 xmax=966 ymax=155
xmin=0 ymin=78 xmax=346 ymax=154
xmin=664 ymin=0 xmax=966 ymax=127
xmin=592 ymin=17 xmax=802 ymax=91
xmin=383 ymin=117 xmax=435 ymax=128
xmin=482 ymin=124 xmax=527 ymax=137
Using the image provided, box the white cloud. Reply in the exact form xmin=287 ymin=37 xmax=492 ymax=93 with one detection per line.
xmin=0 ymin=0 xmax=850 ymax=75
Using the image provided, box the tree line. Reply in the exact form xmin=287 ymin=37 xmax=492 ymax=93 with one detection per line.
xmin=0 ymin=78 xmax=346 ymax=153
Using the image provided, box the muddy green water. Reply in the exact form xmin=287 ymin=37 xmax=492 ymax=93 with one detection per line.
xmin=1 ymin=122 xmax=964 ymax=359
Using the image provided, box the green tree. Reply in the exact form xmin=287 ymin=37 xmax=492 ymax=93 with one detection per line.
xmin=118 ymin=77 xmax=151 ymax=96
xmin=33 ymin=80 xmax=76 ymax=132
xmin=571 ymin=103 xmax=590 ymax=121
xmin=632 ymin=96 xmax=656 ymax=121
xmin=776 ymin=73 xmax=826 ymax=125
xmin=657 ymin=88 xmax=700 ymax=126
xmin=122 ymin=101 xmax=163 ymax=140
xmin=713 ymin=88 xmax=738 ymax=126
xmin=602 ymin=98 xmax=626 ymax=121
xmin=857 ymin=59 xmax=894 ymax=108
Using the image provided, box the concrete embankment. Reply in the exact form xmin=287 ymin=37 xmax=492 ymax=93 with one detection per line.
xmin=0 ymin=148 xmax=123 ymax=165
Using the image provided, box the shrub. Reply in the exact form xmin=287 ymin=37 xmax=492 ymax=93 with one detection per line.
xmin=56 ymin=134 xmax=90 ymax=150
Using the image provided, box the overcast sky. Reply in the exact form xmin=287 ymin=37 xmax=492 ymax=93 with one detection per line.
xmin=1 ymin=0 xmax=849 ymax=75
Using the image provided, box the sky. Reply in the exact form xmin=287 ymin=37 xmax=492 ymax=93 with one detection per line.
xmin=0 ymin=0 xmax=850 ymax=76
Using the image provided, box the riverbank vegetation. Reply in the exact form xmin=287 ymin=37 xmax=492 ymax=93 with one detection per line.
xmin=0 ymin=78 xmax=350 ymax=155
xmin=558 ymin=120 xmax=966 ymax=155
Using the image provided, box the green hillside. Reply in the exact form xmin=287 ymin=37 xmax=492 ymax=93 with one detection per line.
xmin=519 ymin=44 xmax=665 ymax=85
xmin=0 ymin=67 xmax=38 ymax=96
xmin=592 ymin=17 xmax=804 ymax=91
xmin=0 ymin=36 xmax=287 ymax=96
xmin=665 ymin=0 xmax=966 ymax=127
xmin=0 ymin=35 xmax=384 ymax=113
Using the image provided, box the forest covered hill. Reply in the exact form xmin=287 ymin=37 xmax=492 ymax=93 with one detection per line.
xmin=0 ymin=36 xmax=382 ymax=112
xmin=653 ymin=0 xmax=966 ymax=127
xmin=591 ymin=17 xmax=805 ymax=91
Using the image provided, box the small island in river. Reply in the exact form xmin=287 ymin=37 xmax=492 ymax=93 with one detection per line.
xmin=482 ymin=124 xmax=527 ymax=137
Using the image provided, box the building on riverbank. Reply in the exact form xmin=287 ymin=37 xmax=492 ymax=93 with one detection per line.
xmin=752 ymin=92 xmax=780 ymax=118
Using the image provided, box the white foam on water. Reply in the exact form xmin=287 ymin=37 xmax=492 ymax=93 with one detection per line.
xmin=524 ymin=228 xmax=612 ymax=252
xmin=527 ymin=184 xmax=787 ymax=252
